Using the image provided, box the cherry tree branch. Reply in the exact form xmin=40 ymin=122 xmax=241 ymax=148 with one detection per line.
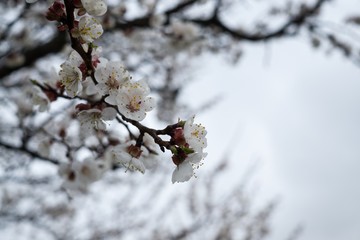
xmin=189 ymin=0 xmax=330 ymax=41
xmin=63 ymin=0 xmax=98 ymax=84
xmin=0 ymin=0 xmax=333 ymax=81
xmin=0 ymin=33 xmax=67 ymax=80
xmin=0 ymin=140 xmax=59 ymax=165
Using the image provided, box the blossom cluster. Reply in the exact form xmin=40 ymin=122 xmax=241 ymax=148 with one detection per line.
xmin=170 ymin=116 xmax=207 ymax=183
xmin=30 ymin=0 xmax=208 ymax=192
xmin=59 ymin=158 xmax=103 ymax=192
xmin=59 ymin=49 xmax=155 ymax=122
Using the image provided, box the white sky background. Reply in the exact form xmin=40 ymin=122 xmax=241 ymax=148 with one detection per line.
xmin=181 ymin=1 xmax=360 ymax=240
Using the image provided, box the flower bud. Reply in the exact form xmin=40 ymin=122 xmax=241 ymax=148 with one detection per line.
xmin=45 ymin=0 xmax=65 ymax=22
xmin=171 ymin=127 xmax=186 ymax=146
xmin=172 ymin=148 xmax=187 ymax=165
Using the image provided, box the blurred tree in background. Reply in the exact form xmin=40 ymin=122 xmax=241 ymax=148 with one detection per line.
xmin=0 ymin=0 xmax=359 ymax=239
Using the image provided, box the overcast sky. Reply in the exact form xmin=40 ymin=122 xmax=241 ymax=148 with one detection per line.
xmin=182 ymin=1 xmax=360 ymax=239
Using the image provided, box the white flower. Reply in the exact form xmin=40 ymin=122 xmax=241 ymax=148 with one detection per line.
xmin=172 ymin=116 xmax=208 ymax=183
xmin=59 ymin=62 xmax=83 ymax=97
xmin=172 ymin=161 xmax=194 ymax=183
xmin=78 ymin=16 xmax=103 ymax=43
xmin=170 ymin=20 xmax=199 ymax=42
xmin=73 ymin=158 xmax=102 ymax=184
xmin=58 ymin=163 xmax=81 ymax=191
xmin=81 ymin=0 xmax=107 ymax=16
xmin=106 ymin=141 xmax=146 ymax=174
xmin=78 ymin=107 xmax=117 ymax=130
xmin=31 ymin=87 xmax=50 ymax=112
xmin=116 ymin=80 xmax=155 ymax=121
xmin=184 ymin=115 xmax=207 ymax=152
xmin=171 ymin=151 xmax=207 ymax=184
xmin=58 ymin=158 xmax=102 ymax=192
xmin=94 ymin=61 xmax=130 ymax=105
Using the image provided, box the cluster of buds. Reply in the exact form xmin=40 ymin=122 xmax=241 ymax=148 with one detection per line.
xmin=31 ymin=0 xmax=207 ymax=191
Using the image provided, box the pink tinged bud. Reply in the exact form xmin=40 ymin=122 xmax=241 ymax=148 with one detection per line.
xmin=53 ymin=6 xmax=65 ymax=19
xmin=45 ymin=12 xmax=58 ymax=21
xmin=78 ymin=62 xmax=87 ymax=76
xmin=92 ymin=56 xmax=100 ymax=68
xmin=53 ymin=1 xmax=65 ymax=13
xmin=171 ymin=127 xmax=187 ymax=146
xmin=45 ymin=0 xmax=65 ymax=21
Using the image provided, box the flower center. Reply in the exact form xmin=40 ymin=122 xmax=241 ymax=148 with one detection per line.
xmin=68 ymin=171 xmax=76 ymax=181
xmin=81 ymin=165 xmax=91 ymax=177
xmin=106 ymin=72 xmax=120 ymax=90
xmin=191 ymin=129 xmax=199 ymax=138
xmin=126 ymin=96 xmax=142 ymax=112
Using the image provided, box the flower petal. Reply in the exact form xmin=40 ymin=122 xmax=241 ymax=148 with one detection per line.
xmin=172 ymin=162 xmax=193 ymax=183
